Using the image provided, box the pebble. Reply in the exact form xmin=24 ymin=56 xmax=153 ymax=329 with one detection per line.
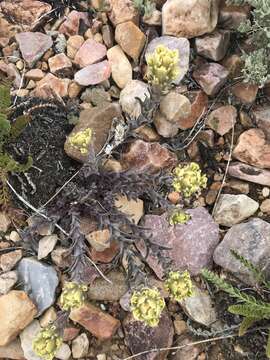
xmin=74 ymin=60 xmax=111 ymax=86
xmin=119 ymin=80 xmax=150 ymax=118
xmin=260 ymin=199 xmax=270 ymax=213
xmin=0 ymin=249 xmax=22 ymax=271
xmin=195 ymin=30 xmax=230 ymax=61
xmin=48 ymin=53 xmax=73 ymax=77
xmin=37 ymin=234 xmax=58 ymax=260
xmin=67 ymin=35 xmax=84 ymax=59
xmin=72 ymin=333 xmax=89 ymax=358
xmin=109 ymin=0 xmax=139 ymax=26
xmin=206 ymin=105 xmax=237 ymax=136
xmin=55 ymin=343 xmax=71 ymax=360
xmin=0 ymin=212 xmax=11 ymax=232
xmin=229 ymin=162 xmax=270 ymax=187
xmin=0 ymin=270 xmax=18 ymax=295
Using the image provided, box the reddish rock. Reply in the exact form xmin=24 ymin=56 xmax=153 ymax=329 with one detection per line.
xmin=123 ymin=311 xmax=174 ymax=360
xmin=233 ymin=129 xmax=270 ymax=169
xmin=63 ymin=327 xmax=80 ymax=342
xmin=228 ymin=162 xmax=270 ymax=187
xmin=253 ymin=106 xmax=270 ymax=140
xmin=74 ymin=39 xmax=107 ymax=68
xmin=193 ymin=62 xmax=229 ymax=96
xmin=0 ymin=250 xmax=22 ymax=272
xmin=90 ymin=240 xmax=120 ymax=263
xmin=70 ymin=302 xmax=120 ymax=340
xmin=0 ymin=0 xmax=51 ymax=28
xmin=206 ymin=105 xmax=237 ymax=136
xmin=59 ymin=10 xmax=90 ymax=36
xmin=219 ymin=1 xmax=251 ymax=30
xmin=16 ymin=32 xmax=52 ymax=67
xmin=195 ymin=30 xmax=230 ymax=61
xmin=231 ymin=82 xmax=258 ymax=104
xmin=48 ymin=53 xmax=72 ymax=77
xmin=121 ymin=139 xmax=177 ymax=173
xmin=115 ymin=21 xmax=146 ymax=61
xmin=35 ymin=73 xmax=71 ymax=98
xmin=109 ymin=0 xmax=139 ymax=26
xmin=138 ymin=207 xmax=219 ymax=278
xmin=178 ymin=90 xmax=208 ymax=130
xmin=74 ymin=60 xmax=111 ymax=86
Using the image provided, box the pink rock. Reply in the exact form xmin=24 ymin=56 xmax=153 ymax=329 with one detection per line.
xmin=121 ymin=139 xmax=177 ymax=173
xmin=229 ymin=162 xmax=270 ymax=187
xmin=233 ymin=128 xmax=270 ymax=169
xmin=74 ymin=60 xmax=111 ymax=86
xmin=35 ymin=73 xmax=71 ymax=98
xmin=59 ymin=10 xmax=90 ymax=36
xmin=253 ymin=105 xmax=270 ymax=140
xmin=231 ymin=82 xmax=258 ymax=104
xmin=48 ymin=53 xmax=72 ymax=77
xmin=195 ymin=30 xmax=230 ymax=61
xmin=193 ymin=62 xmax=229 ymax=96
xmin=206 ymin=105 xmax=237 ymax=136
xmin=16 ymin=32 xmax=52 ymax=67
xmin=74 ymin=39 xmax=107 ymax=68
xmin=139 ymin=207 xmax=219 ymax=278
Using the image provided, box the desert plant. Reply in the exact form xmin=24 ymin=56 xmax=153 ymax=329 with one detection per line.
xmin=165 ymin=270 xmax=193 ymax=301
xmin=202 ymin=250 xmax=270 ymax=358
xmin=59 ymin=281 xmax=88 ymax=311
xmin=33 ymin=324 xmax=63 ymax=360
xmin=168 ymin=209 xmax=191 ymax=225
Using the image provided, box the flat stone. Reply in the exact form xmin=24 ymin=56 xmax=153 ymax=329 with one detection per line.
xmin=17 ymin=257 xmax=59 ymax=316
xmin=0 ymin=291 xmax=37 ymax=346
xmin=193 ymin=62 xmax=229 ymax=96
xmin=38 ymin=235 xmax=58 ymax=260
xmin=0 ymin=270 xmax=18 ymax=295
xmin=74 ymin=39 xmax=107 ymax=68
xmin=16 ymin=32 xmax=52 ymax=67
xmin=121 ymin=139 xmax=177 ymax=173
xmin=65 ymin=102 xmax=121 ymax=162
xmin=214 ymin=218 xmax=270 ymax=285
xmin=74 ymin=60 xmax=111 ymax=86
xmin=233 ymin=129 xmax=270 ymax=169
xmin=123 ymin=310 xmax=174 ymax=360
xmin=162 ymin=0 xmax=219 ymax=38
xmin=180 ymin=285 xmax=217 ymax=327
xmin=145 ymin=36 xmax=190 ymax=84
xmin=0 ymin=338 xmax=25 ymax=360
xmin=119 ymin=80 xmax=150 ymax=118
xmin=35 ymin=73 xmax=71 ymax=98
xmin=88 ymin=270 xmax=128 ymax=301
xmin=139 ymin=207 xmax=219 ymax=278
xmin=59 ymin=10 xmax=90 ymax=36
xmin=206 ymin=105 xmax=237 ymax=136
xmin=0 ymin=249 xmax=22 ymax=271
xmin=107 ymin=45 xmax=132 ymax=89
xmin=115 ymin=21 xmax=146 ymax=61
xmin=70 ymin=302 xmax=120 ymax=340
xmin=213 ymin=194 xmax=259 ymax=227
xmin=109 ymin=0 xmax=139 ymax=26
xmin=195 ymin=30 xmax=231 ymax=61
xmin=229 ymin=162 xmax=270 ymax=187
xmin=72 ymin=333 xmax=89 ymax=358
xmin=48 ymin=53 xmax=72 ymax=77
xmin=20 ymin=320 xmax=41 ymax=360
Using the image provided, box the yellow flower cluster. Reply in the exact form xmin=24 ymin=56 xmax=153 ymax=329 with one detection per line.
xmin=130 ymin=287 xmax=165 ymax=327
xmin=59 ymin=282 xmax=88 ymax=311
xmin=172 ymin=162 xmax=207 ymax=198
xmin=69 ymin=128 xmax=92 ymax=154
xmin=146 ymin=45 xmax=179 ymax=91
xmin=165 ymin=270 xmax=193 ymax=302
xmin=32 ymin=325 xmax=62 ymax=360
xmin=169 ymin=210 xmax=191 ymax=226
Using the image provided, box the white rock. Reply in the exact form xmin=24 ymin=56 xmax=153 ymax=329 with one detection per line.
xmin=20 ymin=320 xmax=42 ymax=360
xmin=72 ymin=333 xmax=89 ymax=358
xmin=107 ymin=45 xmax=132 ymax=89
xmin=55 ymin=343 xmax=71 ymax=360
xmin=0 ymin=270 xmax=18 ymax=295
xmin=38 ymin=235 xmax=58 ymax=260
xmin=119 ymin=80 xmax=150 ymax=118
xmin=213 ymin=194 xmax=259 ymax=227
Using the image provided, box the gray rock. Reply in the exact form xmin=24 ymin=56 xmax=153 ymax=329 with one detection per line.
xmin=20 ymin=320 xmax=42 ymax=360
xmin=214 ymin=218 xmax=270 ymax=285
xmin=0 ymin=270 xmax=18 ymax=295
xmin=180 ymin=285 xmax=217 ymax=327
xmin=88 ymin=270 xmax=128 ymax=301
xmin=72 ymin=333 xmax=89 ymax=358
xmin=16 ymin=32 xmax=53 ymax=67
xmin=139 ymin=207 xmax=219 ymax=278
xmin=145 ymin=36 xmax=190 ymax=84
xmin=123 ymin=310 xmax=174 ymax=360
xmin=213 ymin=194 xmax=259 ymax=227
xmin=17 ymin=258 xmax=59 ymax=316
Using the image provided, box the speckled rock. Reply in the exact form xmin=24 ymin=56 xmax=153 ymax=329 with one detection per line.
xmin=0 ymin=270 xmax=18 ymax=295
xmin=123 ymin=310 xmax=174 ymax=360
xmin=17 ymin=258 xmax=59 ymax=316
xmin=139 ymin=207 xmax=219 ymax=278
xmin=214 ymin=218 xmax=270 ymax=285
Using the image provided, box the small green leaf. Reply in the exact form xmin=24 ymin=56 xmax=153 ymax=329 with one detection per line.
xmin=228 ymin=304 xmax=270 ymax=319
xmin=266 ymin=329 xmax=270 ymax=358
xmin=238 ymin=317 xmax=257 ymax=336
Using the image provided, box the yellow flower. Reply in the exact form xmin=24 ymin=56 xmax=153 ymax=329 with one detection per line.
xmin=32 ymin=325 xmax=62 ymax=360
xmin=165 ymin=270 xmax=193 ymax=302
xmin=69 ymin=128 xmax=92 ymax=154
xmin=146 ymin=45 xmax=180 ymax=91
xmin=169 ymin=210 xmax=191 ymax=225
xmin=130 ymin=288 xmax=165 ymax=327
xmin=59 ymin=282 xmax=88 ymax=311
xmin=172 ymin=162 xmax=207 ymax=198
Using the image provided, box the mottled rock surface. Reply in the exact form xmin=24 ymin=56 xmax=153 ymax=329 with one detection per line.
xmin=229 ymin=162 xmax=270 ymax=187
xmin=119 ymin=80 xmax=150 ymax=118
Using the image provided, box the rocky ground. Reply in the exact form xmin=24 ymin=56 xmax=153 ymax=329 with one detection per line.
xmin=0 ymin=0 xmax=270 ymax=359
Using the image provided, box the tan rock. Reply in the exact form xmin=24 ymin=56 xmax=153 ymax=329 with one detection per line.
xmin=206 ymin=105 xmax=237 ymax=136
xmin=133 ymin=124 xmax=160 ymax=142
xmin=162 ymin=0 xmax=219 ymax=38
xmin=90 ymin=240 xmax=120 ymax=263
xmin=86 ymin=229 xmax=111 ymax=251
xmin=0 ymin=338 xmax=24 ymax=360
xmin=115 ymin=21 xmax=146 ymax=61
xmin=40 ymin=307 xmax=57 ymax=328
xmin=59 ymin=10 xmax=90 ymax=36
xmin=70 ymin=302 xmax=120 ymax=339
xmin=154 ymin=111 xmax=179 ymax=138
xmin=0 ymin=291 xmax=37 ymax=346
xmin=233 ymin=129 xmax=270 ymax=169
xmin=48 ymin=53 xmax=72 ymax=77
xmin=143 ymin=9 xmax=162 ymax=26
xmin=107 ymin=45 xmax=132 ymax=89
xmin=115 ymin=195 xmax=144 ymax=224
xmin=38 ymin=234 xmax=58 ymax=260
xmin=67 ymin=35 xmax=84 ymax=59
xmin=159 ymin=92 xmax=191 ymax=124
xmin=35 ymin=73 xmax=71 ymax=98
xmin=231 ymin=82 xmax=258 ymax=104
xmin=0 ymin=212 xmax=11 ymax=232
xmin=109 ymin=0 xmax=139 ymax=26
xmin=0 ymin=250 xmax=22 ymax=271
xmin=68 ymin=81 xmax=82 ymax=98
